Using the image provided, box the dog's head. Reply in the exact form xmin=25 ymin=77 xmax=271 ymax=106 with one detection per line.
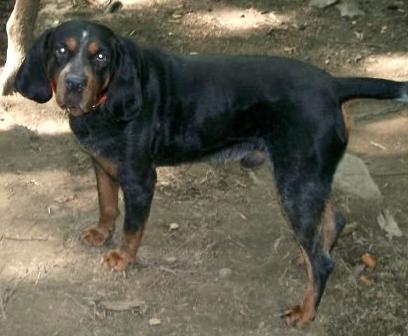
xmin=15 ymin=20 xmax=142 ymax=119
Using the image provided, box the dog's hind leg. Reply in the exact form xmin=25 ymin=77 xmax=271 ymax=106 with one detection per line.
xmin=265 ymin=112 xmax=347 ymax=326
xmin=274 ymin=163 xmax=334 ymax=326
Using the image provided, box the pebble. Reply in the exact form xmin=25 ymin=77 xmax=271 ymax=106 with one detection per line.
xmin=169 ymin=223 xmax=179 ymax=230
xmin=309 ymin=0 xmax=338 ymax=9
xmin=219 ymin=268 xmax=232 ymax=279
xmin=165 ymin=256 xmax=177 ymax=263
xmin=149 ymin=318 xmax=161 ymax=326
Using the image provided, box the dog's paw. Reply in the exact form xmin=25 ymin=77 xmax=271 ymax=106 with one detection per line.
xmin=102 ymin=249 xmax=135 ymax=271
xmin=281 ymin=304 xmax=315 ymax=328
xmin=80 ymin=225 xmax=112 ymax=246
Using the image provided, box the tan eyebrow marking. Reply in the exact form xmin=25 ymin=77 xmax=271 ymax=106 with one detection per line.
xmin=65 ymin=37 xmax=77 ymax=52
xmin=88 ymin=41 xmax=99 ymax=55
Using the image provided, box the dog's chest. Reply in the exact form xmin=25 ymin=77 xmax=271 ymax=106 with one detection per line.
xmin=69 ymin=115 xmax=123 ymax=161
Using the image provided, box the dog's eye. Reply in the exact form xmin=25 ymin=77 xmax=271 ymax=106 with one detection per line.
xmin=56 ymin=47 xmax=67 ymax=56
xmin=94 ymin=52 xmax=108 ymax=68
xmin=95 ymin=52 xmax=107 ymax=63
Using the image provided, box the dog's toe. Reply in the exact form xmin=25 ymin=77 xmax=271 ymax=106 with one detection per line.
xmin=102 ymin=249 xmax=134 ymax=271
xmin=80 ymin=226 xmax=111 ymax=246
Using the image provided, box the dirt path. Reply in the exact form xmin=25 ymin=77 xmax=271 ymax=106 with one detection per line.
xmin=0 ymin=1 xmax=407 ymax=335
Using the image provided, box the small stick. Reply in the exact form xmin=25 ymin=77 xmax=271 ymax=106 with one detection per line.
xmin=369 ymin=141 xmax=386 ymax=150
xmin=0 ymin=295 xmax=7 ymax=320
xmin=34 ymin=269 xmax=42 ymax=287
xmin=372 ymin=171 xmax=408 ymax=177
xmin=1 ymin=235 xmax=48 ymax=242
xmin=159 ymin=265 xmax=196 ymax=275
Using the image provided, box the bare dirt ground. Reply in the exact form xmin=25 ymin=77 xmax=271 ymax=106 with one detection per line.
xmin=0 ymin=1 xmax=407 ymax=335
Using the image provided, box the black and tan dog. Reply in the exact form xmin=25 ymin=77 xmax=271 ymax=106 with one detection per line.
xmin=15 ymin=20 xmax=408 ymax=326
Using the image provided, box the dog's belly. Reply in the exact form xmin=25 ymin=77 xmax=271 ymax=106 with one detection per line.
xmin=154 ymin=138 xmax=266 ymax=166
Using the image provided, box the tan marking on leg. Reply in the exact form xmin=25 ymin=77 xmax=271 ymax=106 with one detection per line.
xmin=102 ymin=230 xmax=144 ymax=272
xmin=284 ymin=247 xmax=317 ymax=327
xmin=91 ymin=153 xmax=118 ymax=179
xmin=80 ymin=159 xmax=119 ymax=246
xmin=122 ymin=230 xmax=144 ymax=256
xmin=322 ymin=201 xmax=337 ymax=253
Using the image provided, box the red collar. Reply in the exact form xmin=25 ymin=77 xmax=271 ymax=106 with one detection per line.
xmin=51 ymin=80 xmax=57 ymax=93
xmin=51 ymin=80 xmax=107 ymax=109
xmin=92 ymin=93 xmax=107 ymax=109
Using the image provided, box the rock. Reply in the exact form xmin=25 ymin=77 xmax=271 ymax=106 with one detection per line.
xmin=377 ymin=208 xmax=403 ymax=239
xmin=219 ymin=268 xmax=232 ymax=279
xmin=168 ymin=222 xmax=179 ymax=231
xmin=165 ymin=256 xmax=177 ymax=263
xmin=309 ymin=0 xmax=338 ymax=9
xmin=335 ymin=0 xmax=365 ymax=18
xmin=334 ymin=154 xmax=382 ymax=203
xmin=149 ymin=318 xmax=161 ymax=326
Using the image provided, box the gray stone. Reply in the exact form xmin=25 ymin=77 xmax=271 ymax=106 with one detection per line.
xmin=335 ymin=0 xmax=365 ymax=17
xmin=334 ymin=154 xmax=382 ymax=203
xmin=218 ymin=268 xmax=232 ymax=279
xmin=309 ymin=0 xmax=338 ymax=8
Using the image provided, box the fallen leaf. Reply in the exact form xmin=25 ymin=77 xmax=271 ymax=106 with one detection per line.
xmin=359 ymin=275 xmax=374 ymax=286
xmin=361 ymin=253 xmax=377 ymax=269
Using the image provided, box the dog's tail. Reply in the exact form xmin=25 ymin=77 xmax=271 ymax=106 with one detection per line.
xmin=335 ymin=77 xmax=408 ymax=104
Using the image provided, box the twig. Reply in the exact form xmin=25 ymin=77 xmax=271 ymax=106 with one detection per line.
xmin=371 ymin=171 xmax=408 ymax=177
xmin=98 ymin=299 xmax=145 ymax=312
xmin=226 ymin=234 xmax=249 ymax=251
xmin=0 ymin=295 xmax=6 ymax=320
xmin=278 ymin=267 xmax=288 ymax=286
xmin=34 ymin=268 xmax=42 ymax=287
xmin=159 ymin=265 xmax=196 ymax=275
xmin=0 ymin=234 xmax=48 ymax=242
xmin=369 ymin=141 xmax=386 ymax=150
xmin=159 ymin=265 xmax=178 ymax=275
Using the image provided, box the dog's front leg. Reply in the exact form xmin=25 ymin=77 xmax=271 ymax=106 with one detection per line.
xmin=102 ymin=165 xmax=157 ymax=271
xmin=81 ymin=158 xmax=119 ymax=246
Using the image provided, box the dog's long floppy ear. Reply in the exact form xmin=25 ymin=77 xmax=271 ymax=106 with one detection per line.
xmin=105 ymin=37 xmax=143 ymax=121
xmin=15 ymin=28 xmax=54 ymax=103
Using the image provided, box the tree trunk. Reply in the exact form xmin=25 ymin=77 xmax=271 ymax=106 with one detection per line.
xmin=0 ymin=0 xmax=40 ymax=96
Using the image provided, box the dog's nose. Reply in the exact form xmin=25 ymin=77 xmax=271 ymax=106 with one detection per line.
xmin=65 ymin=74 xmax=87 ymax=92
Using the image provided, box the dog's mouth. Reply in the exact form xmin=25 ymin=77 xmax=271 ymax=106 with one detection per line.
xmin=57 ymin=93 xmax=92 ymax=116
xmin=59 ymin=102 xmax=87 ymax=117
xmin=62 ymin=106 xmax=83 ymax=116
